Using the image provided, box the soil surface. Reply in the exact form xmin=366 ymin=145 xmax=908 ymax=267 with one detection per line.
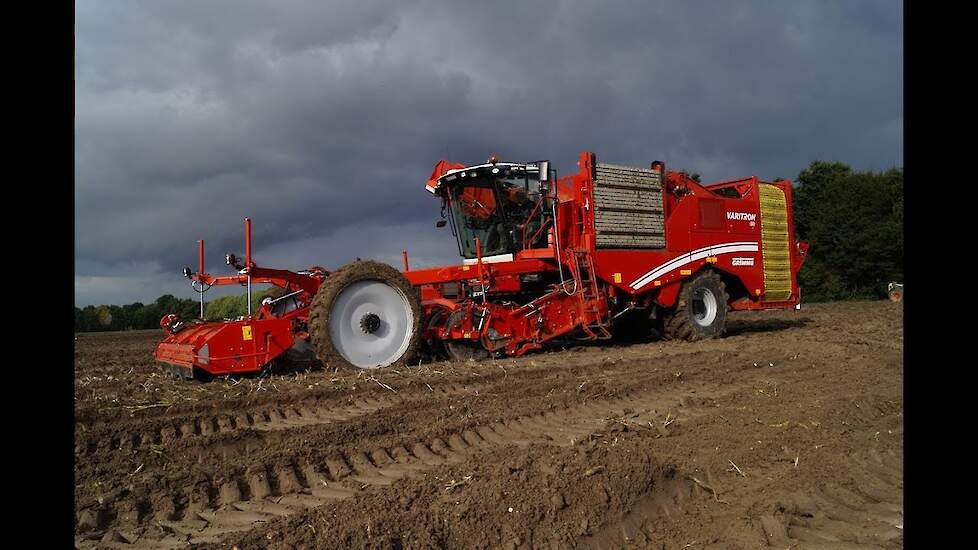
xmin=75 ymin=301 xmax=903 ymax=549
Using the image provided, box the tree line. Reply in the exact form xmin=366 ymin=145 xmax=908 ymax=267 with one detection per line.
xmin=74 ymin=160 xmax=902 ymax=332
xmin=74 ymin=292 xmax=266 ymax=332
xmin=791 ymin=161 xmax=902 ymax=301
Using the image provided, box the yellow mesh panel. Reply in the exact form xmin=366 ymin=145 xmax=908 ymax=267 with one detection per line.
xmin=758 ymin=184 xmax=792 ymax=301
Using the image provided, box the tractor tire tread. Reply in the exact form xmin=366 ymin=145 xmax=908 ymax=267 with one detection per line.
xmin=308 ymin=260 xmax=423 ymax=370
xmin=662 ymin=270 xmax=729 ymax=341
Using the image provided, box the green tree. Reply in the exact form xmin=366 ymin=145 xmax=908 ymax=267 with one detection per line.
xmin=122 ymin=302 xmax=144 ymax=330
xmin=134 ymin=303 xmax=161 ymax=329
xmin=204 ymin=295 xmax=239 ymax=319
xmin=108 ymin=305 xmax=126 ymax=331
xmin=79 ymin=305 xmax=97 ymax=332
xmin=203 ymin=290 xmax=266 ymax=320
xmin=793 ymin=161 xmax=903 ymax=301
xmin=94 ymin=305 xmax=113 ymax=329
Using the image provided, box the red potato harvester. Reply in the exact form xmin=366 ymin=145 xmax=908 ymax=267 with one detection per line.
xmin=156 ymin=151 xmax=809 ymax=380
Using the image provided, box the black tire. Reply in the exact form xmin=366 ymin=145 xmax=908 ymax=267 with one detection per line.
xmin=421 ymin=306 xmax=451 ymax=360
xmin=308 ymin=260 xmax=423 ymax=370
xmin=443 ymin=309 xmax=490 ymax=361
xmin=266 ymin=339 xmax=320 ymax=375
xmin=662 ymin=270 xmax=729 ymax=341
xmin=611 ymin=309 xmax=657 ymax=344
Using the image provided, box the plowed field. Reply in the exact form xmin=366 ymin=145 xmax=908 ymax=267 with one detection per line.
xmin=74 ymin=301 xmax=903 ymax=549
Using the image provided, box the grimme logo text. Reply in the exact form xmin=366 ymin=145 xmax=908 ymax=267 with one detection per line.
xmin=726 ymin=212 xmax=757 ymax=222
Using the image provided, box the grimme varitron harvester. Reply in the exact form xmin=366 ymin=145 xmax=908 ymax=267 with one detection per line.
xmin=156 ymin=151 xmax=809 ymax=379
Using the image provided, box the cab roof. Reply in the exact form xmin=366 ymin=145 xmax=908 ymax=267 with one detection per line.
xmin=427 ymin=162 xmax=541 ymax=194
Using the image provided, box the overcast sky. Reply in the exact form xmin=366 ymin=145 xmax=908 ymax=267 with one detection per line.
xmin=75 ymin=0 xmax=902 ymax=307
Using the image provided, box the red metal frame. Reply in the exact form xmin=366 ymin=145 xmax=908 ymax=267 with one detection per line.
xmin=405 ymin=151 xmax=808 ymax=358
xmin=155 ymin=218 xmax=329 ymax=377
xmin=156 ymin=151 xmax=809 ymax=376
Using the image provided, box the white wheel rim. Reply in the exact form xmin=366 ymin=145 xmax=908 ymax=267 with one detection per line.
xmin=328 ymin=280 xmax=414 ymax=369
xmin=691 ymin=288 xmax=718 ymax=327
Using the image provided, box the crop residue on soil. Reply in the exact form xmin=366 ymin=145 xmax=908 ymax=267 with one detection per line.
xmin=74 ymin=301 xmax=903 ymax=549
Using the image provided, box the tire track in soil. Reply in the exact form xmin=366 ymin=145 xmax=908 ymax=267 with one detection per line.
xmin=75 ymin=385 xmax=732 ymax=549
xmin=759 ymin=448 xmax=904 ymax=549
xmin=75 ymin=382 xmax=487 ymax=457
xmin=571 ymin=450 xmax=903 ymax=550
xmin=75 ymin=303 xmax=903 ymax=548
xmin=575 ymin=471 xmax=700 ymax=550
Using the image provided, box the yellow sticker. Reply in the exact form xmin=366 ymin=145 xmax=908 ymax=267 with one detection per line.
xmin=706 ymin=256 xmax=718 ymax=263
xmin=462 ymin=265 xmax=471 ymax=271
xmin=654 ymin=280 xmax=662 ymax=286
xmin=463 ymin=332 xmax=471 ymax=339
xmin=755 ymin=289 xmax=762 ymax=295
xmin=680 ymin=269 xmax=692 ymax=276
xmin=613 ymin=272 xmax=622 ymax=283
xmin=242 ymin=325 xmax=253 ymax=341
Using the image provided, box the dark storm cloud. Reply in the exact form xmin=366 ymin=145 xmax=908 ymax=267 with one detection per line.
xmin=75 ymin=0 xmax=902 ymax=306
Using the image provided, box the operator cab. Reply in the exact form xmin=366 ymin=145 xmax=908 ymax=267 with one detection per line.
xmin=436 ymin=158 xmax=551 ymax=260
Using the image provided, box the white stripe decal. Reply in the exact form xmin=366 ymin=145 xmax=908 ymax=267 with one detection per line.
xmin=629 ymin=242 xmax=760 ymax=290
xmin=462 ymin=253 xmax=514 ymax=265
xmin=630 ymin=243 xmax=758 ymax=289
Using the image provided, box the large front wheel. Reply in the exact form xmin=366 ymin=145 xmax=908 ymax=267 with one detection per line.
xmin=308 ymin=260 xmax=422 ymax=369
xmin=662 ymin=270 xmax=729 ymax=341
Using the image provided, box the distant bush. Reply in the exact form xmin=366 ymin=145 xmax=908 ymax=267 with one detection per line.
xmin=75 ymin=289 xmax=268 ymax=332
xmin=792 ymin=161 xmax=903 ymax=302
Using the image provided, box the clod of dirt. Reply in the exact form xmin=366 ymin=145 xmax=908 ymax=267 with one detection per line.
xmin=785 ymin=491 xmax=818 ymax=517
xmin=760 ymin=514 xmax=789 ymax=545
xmin=76 ymin=508 xmax=99 ymax=532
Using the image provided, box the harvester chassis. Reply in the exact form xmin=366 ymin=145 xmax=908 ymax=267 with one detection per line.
xmin=155 ymin=151 xmax=808 ymax=378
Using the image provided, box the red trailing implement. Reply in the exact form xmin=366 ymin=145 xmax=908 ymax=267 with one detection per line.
xmin=156 ymin=151 xmax=809 ymax=379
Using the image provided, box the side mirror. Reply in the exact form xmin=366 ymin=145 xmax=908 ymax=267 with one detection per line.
xmin=537 ymin=160 xmax=550 ymax=182
xmin=436 ymin=220 xmax=448 ymax=228
xmin=183 ymin=267 xmax=193 ymax=278
xmin=225 ymin=253 xmax=244 ymax=270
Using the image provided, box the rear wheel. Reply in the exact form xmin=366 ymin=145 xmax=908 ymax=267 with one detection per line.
xmin=662 ymin=270 xmax=729 ymax=341
xmin=308 ymin=260 xmax=422 ymax=369
xmin=443 ymin=309 xmax=490 ymax=361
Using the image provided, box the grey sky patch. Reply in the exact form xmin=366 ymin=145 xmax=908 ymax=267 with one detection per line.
xmin=75 ymin=0 xmax=902 ymax=306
